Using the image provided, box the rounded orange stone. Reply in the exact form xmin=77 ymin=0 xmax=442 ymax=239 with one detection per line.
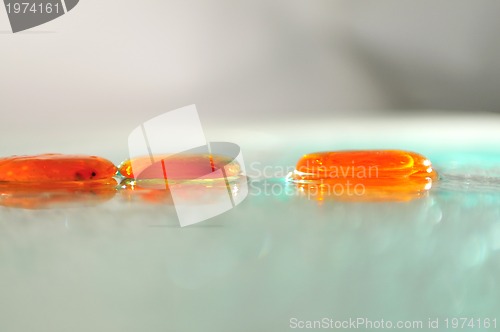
xmin=0 ymin=154 xmax=117 ymax=183
xmin=291 ymin=150 xmax=438 ymax=201
xmin=118 ymin=154 xmax=241 ymax=180
xmin=292 ymin=150 xmax=437 ymax=183
xmin=119 ymin=173 xmax=247 ymax=205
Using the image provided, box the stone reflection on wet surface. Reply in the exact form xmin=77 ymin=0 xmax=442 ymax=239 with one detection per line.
xmin=0 ymin=180 xmax=118 ymax=209
xmin=293 ymin=179 xmax=433 ymax=202
xmin=118 ymin=175 xmax=248 ymax=206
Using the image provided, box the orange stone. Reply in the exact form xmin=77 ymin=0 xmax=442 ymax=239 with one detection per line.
xmin=0 ymin=154 xmax=117 ymax=183
xmin=118 ymin=154 xmax=241 ymax=181
xmin=291 ymin=150 xmax=438 ymax=201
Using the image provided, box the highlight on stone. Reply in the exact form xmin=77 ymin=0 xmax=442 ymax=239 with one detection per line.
xmin=290 ymin=150 xmax=438 ymax=201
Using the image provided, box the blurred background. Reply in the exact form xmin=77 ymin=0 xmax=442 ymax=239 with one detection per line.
xmin=1 ymin=0 xmax=499 ymax=160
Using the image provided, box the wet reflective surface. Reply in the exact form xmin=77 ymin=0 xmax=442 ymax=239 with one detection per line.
xmin=1 ymin=115 xmax=499 ymax=332
xmin=0 ymin=174 xmax=499 ymax=331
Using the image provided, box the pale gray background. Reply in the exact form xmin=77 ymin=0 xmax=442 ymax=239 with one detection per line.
xmin=1 ymin=0 xmax=499 ymax=162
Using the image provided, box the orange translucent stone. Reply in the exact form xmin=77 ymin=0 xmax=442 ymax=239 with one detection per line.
xmin=293 ymin=150 xmax=437 ymax=182
xmin=0 ymin=179 xmax=117 ymax=209
xmin=291 ymin=150 xmax=438 ymax=202
xmin=0 ymin=154 xmax=117 ymax=183
xmin=118 ymin=154 xmax=241 ymax=181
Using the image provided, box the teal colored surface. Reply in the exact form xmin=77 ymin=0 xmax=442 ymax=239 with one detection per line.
xmin=1 ymin=177 xmax=499 ymax=331
xmin=1 ymin=115 xmax=500 ymax=332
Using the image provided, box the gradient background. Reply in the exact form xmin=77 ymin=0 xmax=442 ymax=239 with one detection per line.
xmin=1 ymin=0 xmax=500 ymax=162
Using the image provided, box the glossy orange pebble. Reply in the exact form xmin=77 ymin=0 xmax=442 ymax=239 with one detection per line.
xmin=0 ymin=154 xmax=117 ymax=183
xmin=291 ymin=150 xmax=438 ymax=202
xmin=118 ymin=154 xmax=241 ymax=181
